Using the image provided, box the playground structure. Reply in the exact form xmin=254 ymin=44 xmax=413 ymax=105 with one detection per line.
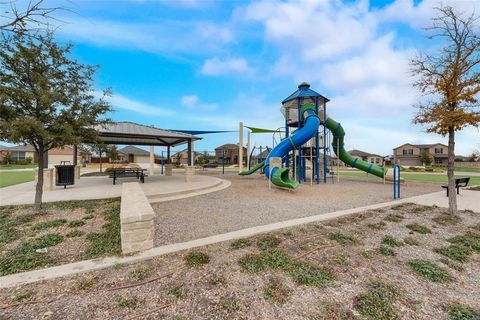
xmin=240 ymin=82 xmax=393 ymax=190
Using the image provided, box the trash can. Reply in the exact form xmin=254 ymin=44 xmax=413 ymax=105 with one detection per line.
xmin=55 ymin=164 xmax=75 ymax=188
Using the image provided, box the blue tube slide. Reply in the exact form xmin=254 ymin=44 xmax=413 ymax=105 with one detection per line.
xmin=263 ymin=104 xmax=320 ymax=189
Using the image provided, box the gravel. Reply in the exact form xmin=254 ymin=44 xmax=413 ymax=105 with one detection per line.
xmin=152 ymin=172 xmax=439 ymax=246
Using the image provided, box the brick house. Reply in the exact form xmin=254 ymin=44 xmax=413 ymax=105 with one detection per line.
xmin=393 ymin=143 xmax=448 ymax=166
xmin=215 ymin=144 xmax=247 ymax=165
xmin=349 ymin=149 xmax=384 ymax=166
xmin=170 ymin=149 xmax=207 ymax=166
xmin=0 ymin=144 xmax=85 ymax=165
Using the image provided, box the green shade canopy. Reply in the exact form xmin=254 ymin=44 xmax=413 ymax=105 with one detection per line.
xmin=245 ymin=126 xmax=283 ymax=133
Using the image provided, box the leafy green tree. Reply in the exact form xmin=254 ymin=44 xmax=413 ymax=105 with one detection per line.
xmin=106 ymin=145 xmax=119 ymax=162
xmin=419 ymin=152 xmax=433 ymax=167
xmin=87 ymin=142 xmax=108 ymax=173
xmin=411 ymin=6 xmax=480 ymax=214
xmin=0 ymin=32 xmax=111 ymax=209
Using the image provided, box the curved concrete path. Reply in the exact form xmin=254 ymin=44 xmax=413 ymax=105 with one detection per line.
xmin=0 ymin=174 xmax=229 ymax=206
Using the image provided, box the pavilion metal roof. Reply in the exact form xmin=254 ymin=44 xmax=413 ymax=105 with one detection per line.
xmin=95 ymin=122 xmax=201 ymax=147
xmin=282 ymin=82 xmax=330 ymax=104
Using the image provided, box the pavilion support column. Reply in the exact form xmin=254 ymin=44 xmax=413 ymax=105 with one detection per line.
xmin=149 ymin=145 xmax=154 ymax=175
xmin=185 ymin=139 xmax=195 ymax=182
xmin=165 ymin=146 xmax=172 ymax=176
xmin=187 ymin=140 xmax=192 ymax=166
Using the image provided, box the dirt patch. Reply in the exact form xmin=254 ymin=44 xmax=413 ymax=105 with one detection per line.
xmin=1 ymin=203 xmax=478 ymax=319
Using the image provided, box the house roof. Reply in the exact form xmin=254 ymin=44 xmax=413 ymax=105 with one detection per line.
xmin=215 ymin=143 xmax=246 ymax=150
xmin=171 ymin=148 xmax=203 ymax=157
xmin=95 ymin=122 xmax=200 ymax=147
xmin=118 ymin=145 xmax=150 ymax=155
xmin=393 ymin=143 xmax=448 ymax=150
xmin=348 ymin=149 xmax=371 ymax=157
xmin=7 ymin=144 xmax=36 ymax=152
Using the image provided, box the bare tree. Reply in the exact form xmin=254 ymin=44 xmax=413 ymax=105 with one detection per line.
xmin=0 ymin=0 xmax=60 ymax=34
xmin=411 ymin=6 xmax=480 ymax=214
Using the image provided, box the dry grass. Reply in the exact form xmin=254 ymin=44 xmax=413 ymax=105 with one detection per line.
xmin=1 ymin=202 xmax=479 ymax=320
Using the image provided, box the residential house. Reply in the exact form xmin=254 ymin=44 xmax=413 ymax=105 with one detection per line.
xmin=118 ymin=146 xmax=156 ymax=164
xmin=393 ymin=143 xmax=448 ymax=166
xmin=215 ymin=144 xmax=247 ymax=165
xmin=349 ymin=149 xmax=384 ymax=166
xmin=0 ymin=144 xmax=84 ymax=165
xmin=170 ymin=149 xmax=207 ymax=166
xmin=0 ymin=144 xmax=8 ymax=162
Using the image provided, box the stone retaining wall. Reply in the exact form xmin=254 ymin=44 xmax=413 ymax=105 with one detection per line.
xmin=120 ymin=182 xmax=154 ymax=254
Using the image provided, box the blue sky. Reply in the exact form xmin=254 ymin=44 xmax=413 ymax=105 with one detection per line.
xmin=45 ymin=1 xmax=480 ymax=155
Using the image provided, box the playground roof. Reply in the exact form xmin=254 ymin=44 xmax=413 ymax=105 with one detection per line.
xmin=282 ymin=82 xmax=330 ymax=104
xmin=95 ymin=122 xmax=200 ymax=147
xmin=168 ymin=129 xmax=235 ymax=135
xmin=245 ymin=126 xmax=281 ymax=133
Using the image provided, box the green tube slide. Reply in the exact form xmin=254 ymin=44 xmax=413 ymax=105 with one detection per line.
xmin=325 ymin=117 xmax=385 ymax=178
xmin=239 ymin=161 xmax=265 ymax=176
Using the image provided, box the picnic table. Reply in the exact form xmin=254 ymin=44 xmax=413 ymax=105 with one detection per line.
xmin=108 ymin=168 xmax=148 ymax=185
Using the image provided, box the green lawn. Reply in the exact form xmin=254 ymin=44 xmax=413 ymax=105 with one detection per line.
xmin=0 ymin=163 xmax=37 ymax=170
xmin=443 ymin=166 xmax=480 ymax=173
xmin=0 ymin=171 xmax=35 ymax=188
xmin=338 ymin=170 xmax=480 ymax=185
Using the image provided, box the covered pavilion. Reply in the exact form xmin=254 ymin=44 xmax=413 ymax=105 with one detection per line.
xmin=65 ymin=122 xmax=201 ymax=174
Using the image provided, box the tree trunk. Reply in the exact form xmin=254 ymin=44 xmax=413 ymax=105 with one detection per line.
xmin=447 ymin=127 xmax=457 ymax=214
xmin=34 ymin=146 xmax=44 ymax=210
xmin=99 ymin=150 xmax=103 ymax=173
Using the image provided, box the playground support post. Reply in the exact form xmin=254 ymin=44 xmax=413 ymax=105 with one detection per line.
xmin=315 ymin=97 xmax=320 ymax=185
xmin=247 ymin=130 xmax=250 ymax=172
xmin=337 ymin=139 xmax=340 ymax=183
xmin=393 ymin=164 xmax=401 ymax=199
xmin=239 ymin=122 xmax=243 ymax=173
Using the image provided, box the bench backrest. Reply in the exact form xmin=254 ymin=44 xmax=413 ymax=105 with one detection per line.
xmin=455 ymin=177 xmax=470 ymax=187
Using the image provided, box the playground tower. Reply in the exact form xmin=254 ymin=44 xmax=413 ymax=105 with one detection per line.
xmin=280 ymin=82 xmax=333 ymax=184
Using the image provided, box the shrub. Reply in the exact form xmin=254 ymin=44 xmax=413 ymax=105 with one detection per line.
xmin=184 ymin=251 xmax=210 ymax=268
xmin=379 ymin=245 xmax=396 ymax=256
xmin=408 ymin=259 xmax=452 ymax=282
xmin=256 ymin=235 xmax=281 ymax=251
xmin=406 ymin=223 xmax=432 ymax=234
xmin=328 ymin=232 xmax=360 ymax=246
xmin=230 ymin=238 xmax=252 ymax=250
xmin=382 ymin=235 xmax=403 ymax=247
xmin=447 ymin=303 xmax=480 ymax=320
xmin=354 ymin=280 xmax=399 ymax=320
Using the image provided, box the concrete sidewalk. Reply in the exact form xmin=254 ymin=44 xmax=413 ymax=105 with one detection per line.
xmin=0 ymin=174 xmax=227 ymax=205
xmin=408 ymin=189 xmax=480 ymax=211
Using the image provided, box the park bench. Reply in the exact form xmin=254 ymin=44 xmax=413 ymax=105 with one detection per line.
xmin=108 ymin=168 xmax=147 ymax=185
xmin=441 ymin=177 xmax=470 ymax=197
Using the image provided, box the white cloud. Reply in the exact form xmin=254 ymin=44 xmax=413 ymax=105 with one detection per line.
xmin=181 ymin=95 xmax=199 ymax=107
xmin=242 ymin=0 xmax=376 ymax=61
xmin=200 ymin=57 xmax=251 ymax=76
xmin=180 ymin=95 xmax=217 ymax=111
xmin=94 ymin=91 xmax=175 ymax=116
xmin=378 ymin=0 xmax=480 ymax=29
xmin=57 ymin=17 xmax=233 ymax=54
